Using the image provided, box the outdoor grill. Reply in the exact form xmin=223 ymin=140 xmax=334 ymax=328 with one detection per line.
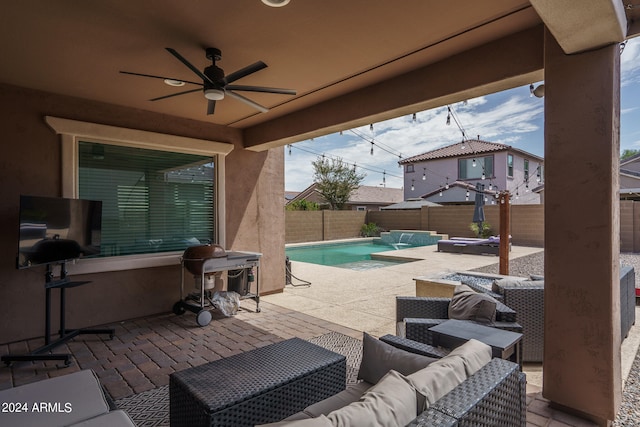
xmin=173 ymin=244 xmax=261 ymax=326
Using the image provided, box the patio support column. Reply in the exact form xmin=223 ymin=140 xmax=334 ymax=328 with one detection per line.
xmin=543 ymin=28 xmax=621 ymax=425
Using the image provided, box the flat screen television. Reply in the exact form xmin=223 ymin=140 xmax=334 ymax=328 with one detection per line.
xmin=17 ymin=195 xmax=103 ymax=269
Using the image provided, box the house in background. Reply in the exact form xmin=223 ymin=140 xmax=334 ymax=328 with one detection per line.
xmin=399 ymin=139 xmax=544 ymax=204
xmin=620 ymin=153 xmax=640 ymax=200
xmin=287 ymin=184 xmax=403 ymax=211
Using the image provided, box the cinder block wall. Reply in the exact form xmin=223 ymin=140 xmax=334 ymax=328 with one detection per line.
xmin=286 ymin=202 xmax=640 ymax=250
xmin=324 ymin=211 xmax=367 ymax=240
xmin=366 ymin=210 xmax=422 ymax=230
xmin=285 ymin=211 xmax=323 ymax=243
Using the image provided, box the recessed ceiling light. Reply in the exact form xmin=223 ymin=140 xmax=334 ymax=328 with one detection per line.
xmin=261 ymin=0 xmax=290 ymax=7
xmin=164 ymin=79 xmax=186 ymax=87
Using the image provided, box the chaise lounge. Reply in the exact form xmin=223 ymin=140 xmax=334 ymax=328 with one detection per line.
xmin=437 ymin=236 xmax=509 ymax=256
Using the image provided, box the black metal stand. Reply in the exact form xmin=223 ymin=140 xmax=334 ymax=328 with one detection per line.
xmin=1 ymin=262 xmax=114 ymax=366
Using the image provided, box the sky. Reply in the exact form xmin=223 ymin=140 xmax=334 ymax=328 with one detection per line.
xmin=285 ymin=37 xmax=640 ymax=192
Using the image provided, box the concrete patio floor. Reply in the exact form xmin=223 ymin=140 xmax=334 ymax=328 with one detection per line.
xmin=1 ymin=243 xmax=637 ymax=426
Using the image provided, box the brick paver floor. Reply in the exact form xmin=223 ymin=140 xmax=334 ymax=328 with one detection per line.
xmin=0 ymin=301 xmax=597 ymax=426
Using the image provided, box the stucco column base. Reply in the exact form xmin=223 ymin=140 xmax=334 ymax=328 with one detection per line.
xmin=542 ymin=29 xmax=621 ymax=422
xmin=549 ymin=402 xmax=613 ymax=427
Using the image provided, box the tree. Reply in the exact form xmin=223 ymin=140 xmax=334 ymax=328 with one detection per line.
xmin=312 ymin=157 xmax=365 ymax=210
xmin=621 ymin=149 xmax=640 ymax=160
xmin=286 ymin=200 xmax=319 ymax=211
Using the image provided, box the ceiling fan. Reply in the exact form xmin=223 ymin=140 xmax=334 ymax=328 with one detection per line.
xmin=120 ymin=47 xmax=296 ymax=115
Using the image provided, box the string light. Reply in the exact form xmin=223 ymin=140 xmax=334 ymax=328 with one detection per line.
xmin=288 ymin=144 xmax=292 ymax=155
xmin=445 ymin=178 xmax=449 ymax=189
xmin=481 ymin=173 xmax=485 ymax=180
xmin=382 ymin=171 xmax=386 ymax=185
xmin=412 ymin=113 xmax=417 ymax=122
xmin=422 ymin=168 xmax=426 ymax=181
xmin=370 ymin=141 xmax=374 ymax=155
xmin=472 ymin=158 xmax=476 ymax=167
xmin=411 ymin=179 xmax=415 ymax=191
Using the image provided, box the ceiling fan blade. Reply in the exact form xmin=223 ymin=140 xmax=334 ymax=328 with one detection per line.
xmin=207 ymin=100 xmax=216 ymax=115
xmin=224 ymin=61 xmax=267 ymax=84
xmin=165 ymin=48 xmax=214 ymax=85
xmin=120 ymin=71 xmax=202 ymax=86
xmin=225 ymin=90 xmax=269 ymax=113
xmin=225 ymin=85 xmax=296 ymax=95
xmin=150 ymin=88 xmax=201 ymax=101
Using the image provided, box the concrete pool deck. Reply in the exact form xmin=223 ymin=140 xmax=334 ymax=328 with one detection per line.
xmin=272 ymin=243 xmax=542 ymax=338
xmin=266 ymin=243 xmax=640 ymax=395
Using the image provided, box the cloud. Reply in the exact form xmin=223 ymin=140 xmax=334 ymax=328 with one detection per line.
xmin=622 ymin=37 xmax=640 ymax=87
xmin=286 ymin=86 xmax=545 ymax=191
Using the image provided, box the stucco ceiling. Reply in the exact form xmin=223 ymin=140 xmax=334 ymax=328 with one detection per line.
xmin=1 ymin=1 xmax=541 ymax=128
xmin=0 ymin=1 xmax=635 ymax=141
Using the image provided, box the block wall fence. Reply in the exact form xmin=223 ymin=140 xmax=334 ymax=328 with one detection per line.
xmin=285 ymin=201 xmax=640 ymax=252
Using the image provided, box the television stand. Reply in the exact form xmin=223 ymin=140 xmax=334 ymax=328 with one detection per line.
xmin=2 ymin=262 xmax=115 ymax=367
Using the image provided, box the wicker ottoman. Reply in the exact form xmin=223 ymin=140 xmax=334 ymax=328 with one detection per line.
xmin=169 ymin=337 xmax=346 ymax=427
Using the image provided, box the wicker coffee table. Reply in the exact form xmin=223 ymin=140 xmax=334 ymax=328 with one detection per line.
xmin=169 ymin=337 xmax=346 ymax=427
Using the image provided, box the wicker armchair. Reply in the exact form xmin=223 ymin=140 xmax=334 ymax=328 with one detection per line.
xmin=396 ymin=296 xmax=522 ymax=346
xmin=492 ymin=266 xmax=636 ymax=363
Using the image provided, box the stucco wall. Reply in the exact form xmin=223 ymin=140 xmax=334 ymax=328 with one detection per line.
xmin=0 ymin=83 xmax=284 ymax=344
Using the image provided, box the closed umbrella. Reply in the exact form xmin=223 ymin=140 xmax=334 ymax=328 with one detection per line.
xmin=472 ymin=183 xmax=485 ymax=234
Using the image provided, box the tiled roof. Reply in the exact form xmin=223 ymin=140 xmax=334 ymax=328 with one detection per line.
xmin=399 ymin=140 xmax=511 ymax=164
xmin=349 ymin=186 xmax=403 ymax=204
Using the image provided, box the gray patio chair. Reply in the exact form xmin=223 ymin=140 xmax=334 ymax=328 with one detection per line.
xmin=395 ymin=296 xmax=522 ymax=346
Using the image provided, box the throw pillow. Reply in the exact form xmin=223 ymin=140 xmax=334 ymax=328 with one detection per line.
xmin=406 ymin=351 xmax=467 ymax=410
xmin=443 ymin=338 xmax=491 ymax=377
xmin=448 ymin=284 xmax=497 ymax=324
xmin=357 ymin=332 xmax=437 ymax=384
xmin=327 ymin=370 xmax=418 ymax=427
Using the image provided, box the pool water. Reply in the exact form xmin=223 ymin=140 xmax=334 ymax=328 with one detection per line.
xmin=285 ymin=241 xmax=412 ymax=270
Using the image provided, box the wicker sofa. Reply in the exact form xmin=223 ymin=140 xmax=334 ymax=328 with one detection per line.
xmin=259 ymin=334 xmax=526 ymax=427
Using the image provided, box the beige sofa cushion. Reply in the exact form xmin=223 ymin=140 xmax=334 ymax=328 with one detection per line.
xmin=256 ymin=415 xmax=332 ymax=426
xmin=445 ymin=338 xmax=492 ymax=377
xmin=303 ymin=381 xmax=371 ymax=418
xmin=0 ymin=369 xmax=111 ymax=427
xmin=357 ymin=332 xmax=437 ymax=384
xmin=327 ymin=370 xmax=418 ymax=427
xmin=406 ymin=339 xmax=491 ymax=410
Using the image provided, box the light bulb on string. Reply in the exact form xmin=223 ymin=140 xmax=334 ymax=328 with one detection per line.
xmin=439 ymin=190 xmax=443 ymax=197
xmin=481 ymin=173 xmax=485 ymax=180
xmin=446 ymin=106 xmax=451 ymax=126
xmin=412 ymin=113 xmax=417 ymax=122
xmin=472 ymin=159 xmax=476 ymax=167
xmin=422 ymin=168 xmax=426 ymax=181
xmin=411 ymin=179 xmax=415 ymax=191
xmin=370 ymin=141 xmax=374 ymax=155
xmin=382 ymin=171 xmax=386 ymax=185
xmin=445 ymin=178 xmax=449 ymax=189
xmin=369 ymin=124 xmax=374 ymax=132
xmin=288 ymin=144 xmax=292 ymax=155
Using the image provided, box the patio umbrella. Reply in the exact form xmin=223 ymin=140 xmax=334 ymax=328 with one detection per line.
xmin=472 ymin=183 xmax=485 ymax=234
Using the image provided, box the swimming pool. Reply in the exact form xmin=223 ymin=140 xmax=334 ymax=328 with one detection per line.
xmin=285 ymin=240 xmax=415 ymax=270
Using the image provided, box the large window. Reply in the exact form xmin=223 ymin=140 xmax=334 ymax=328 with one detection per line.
xmin=78 ymin=142 xmax=215 ymax=257
xmin=507 ymin=154 xmax=514 ymax=178
xmin=458 ymin=156 xmax=493 ymax=180
xmin=46 ymin=116 xmax=233 ymax=272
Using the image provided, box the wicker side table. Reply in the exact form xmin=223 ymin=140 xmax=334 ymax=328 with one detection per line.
xmin=170 ymin=337 xmax=346 ymax=427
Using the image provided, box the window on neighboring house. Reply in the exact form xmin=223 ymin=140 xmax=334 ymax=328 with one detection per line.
xmin=406 ymin=164 xmax=415 ymax=173
xmin=78 ymin=141 xmax=216 ymax=257
xmin=458 ymin=156 xmax=493 ymax=180
xmin=524 ymin=159 xmax=530 ymax=182
xmin=507 ymin=154 xmax=514 ymax=178
xmin=356 ymin=206 xmax=366 ymax=211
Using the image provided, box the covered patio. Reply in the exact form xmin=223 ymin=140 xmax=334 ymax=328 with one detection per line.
xmin=0 ymin=1 xmax=639 ymax=425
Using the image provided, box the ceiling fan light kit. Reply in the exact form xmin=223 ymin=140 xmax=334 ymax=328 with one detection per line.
xmin=261 ymin=0 xmax=290 ymax=7
xmin=120 ymin=46 xmax=296 ymax=116
xmin=204 ymin=88 xmax=224 ymax=100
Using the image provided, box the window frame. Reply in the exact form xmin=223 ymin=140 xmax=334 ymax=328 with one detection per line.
xmin=458 ymin=155 xmax=494 ymax=180
xmin=45 ymin=116 xmax=233 ymax=274
xmin=507 ymin=154 xmax=514 ymax=178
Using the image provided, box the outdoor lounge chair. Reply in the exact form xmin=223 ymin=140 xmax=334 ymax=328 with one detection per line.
xmin=395 ymin=294 xmax=522 ymax=346
xmin=437 ymin=235 xmax=510 ymax=256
